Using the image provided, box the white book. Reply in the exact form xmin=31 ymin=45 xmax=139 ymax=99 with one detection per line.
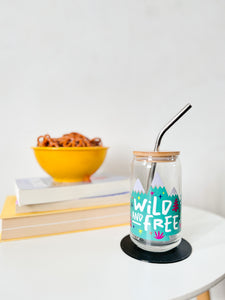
xmin=15 ymin=192 xmax=129 ymax=214
xmin=15 ymin=175 xmax=129 ymax=206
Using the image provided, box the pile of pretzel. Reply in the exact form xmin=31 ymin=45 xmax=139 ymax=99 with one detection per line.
xmin=37 ymin=132 xmax=102 ymax=147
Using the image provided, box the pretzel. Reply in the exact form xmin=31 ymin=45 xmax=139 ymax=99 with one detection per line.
xmin=37 ymin=132 xmax=102 ymax=147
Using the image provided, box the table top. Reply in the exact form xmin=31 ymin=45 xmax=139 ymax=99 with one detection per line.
xmin=0 ymin=206 xmax=224 ymax=300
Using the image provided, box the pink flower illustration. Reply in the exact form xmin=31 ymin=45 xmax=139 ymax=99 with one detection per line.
xmin=154 ymin=231 xmax=165 ymax=239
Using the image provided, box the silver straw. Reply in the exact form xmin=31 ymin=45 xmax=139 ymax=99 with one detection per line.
xmin=146 ymin=103 xmax=192 ymax=192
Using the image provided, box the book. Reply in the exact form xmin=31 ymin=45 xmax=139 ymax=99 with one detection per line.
xmin=15 ymin=175 xmax=129 ymax=206
xmin=15 ymin=192 xmax=129 ymax=214
xmin=1 ymin=196 xmax=130 ymax=241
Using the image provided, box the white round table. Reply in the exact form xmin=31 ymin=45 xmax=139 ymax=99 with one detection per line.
xmin=0 ymin=206 xmax=224 ymax=300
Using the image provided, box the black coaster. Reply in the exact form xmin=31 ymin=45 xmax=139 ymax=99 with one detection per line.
xmin=120 ymin=235 xmax=192 ymax=264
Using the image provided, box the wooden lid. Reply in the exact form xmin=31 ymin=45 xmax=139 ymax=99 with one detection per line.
xmin=133 ymin=151 xmax=180 ymax=157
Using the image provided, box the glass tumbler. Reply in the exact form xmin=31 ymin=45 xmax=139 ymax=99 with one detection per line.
xmin=130 ymin=151 xmax=182 ymax=252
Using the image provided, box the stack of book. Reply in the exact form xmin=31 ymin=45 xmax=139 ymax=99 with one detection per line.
xmin=0 ymin=176 xmax=130 ymax=241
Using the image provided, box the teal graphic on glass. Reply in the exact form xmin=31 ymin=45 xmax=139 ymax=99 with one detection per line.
xmin=130 ymin=173 xmax=181 ymax=243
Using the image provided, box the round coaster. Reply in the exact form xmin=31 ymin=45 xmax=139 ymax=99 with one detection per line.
xmin=120 ymin=235 xmax=192 ymax=264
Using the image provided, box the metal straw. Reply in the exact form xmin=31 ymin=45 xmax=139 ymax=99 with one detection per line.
xmin=146 ymin=103 xmax=192 ymax=192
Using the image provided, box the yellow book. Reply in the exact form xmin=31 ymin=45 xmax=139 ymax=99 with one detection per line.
xmin=0 ymin=196 xmax=129 ymax=241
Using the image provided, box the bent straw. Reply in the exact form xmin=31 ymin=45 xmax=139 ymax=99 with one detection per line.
xmin=146 ymin=103 xmax=192 ymax=192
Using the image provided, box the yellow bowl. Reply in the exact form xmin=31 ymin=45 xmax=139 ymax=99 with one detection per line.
xmin=32 ymin=146 xmax=108 ymax=182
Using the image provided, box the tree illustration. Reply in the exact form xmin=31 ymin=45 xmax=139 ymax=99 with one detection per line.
xmin=172 ymin=198 xmax=179 ymax=212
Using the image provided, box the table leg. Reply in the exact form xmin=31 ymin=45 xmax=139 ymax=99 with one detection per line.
xmin=197 ymin=290 xmax=210 ymax=300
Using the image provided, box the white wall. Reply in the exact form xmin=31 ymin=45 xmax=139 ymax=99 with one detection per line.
xmin=0 ymin=0 xmax=225 ymax=298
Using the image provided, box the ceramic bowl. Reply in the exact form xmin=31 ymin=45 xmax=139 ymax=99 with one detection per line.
xmin=32 ymin=146 xmax=108 ymax=182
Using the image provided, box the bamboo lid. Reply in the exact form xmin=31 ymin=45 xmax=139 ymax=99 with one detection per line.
xmin=133 ymin=151 xmax=180 ymax=157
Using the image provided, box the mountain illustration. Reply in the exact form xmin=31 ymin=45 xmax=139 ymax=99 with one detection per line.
xmin=151 ymin=173 xmax=164 ymax=188
xmin=170 ymin=187 xmax=178 ymax=196
xmin=133 ymin=178 xmax=145 ymax=193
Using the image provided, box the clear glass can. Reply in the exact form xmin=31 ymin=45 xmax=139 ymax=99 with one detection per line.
xmin=130 ymin=151 xmax=182 ymax=252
